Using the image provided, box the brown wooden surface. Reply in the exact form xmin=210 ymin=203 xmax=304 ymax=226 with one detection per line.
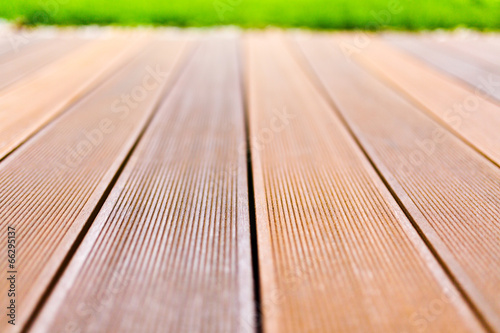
xmin=0 ymin=29 xmax=498 ymax=332
xmin=419 ymin=34 xmax=500 ymax=71
xmin=384 ymin=34 xmax=500 ymax=102
xmin=32 ymin=35 xmax=255 ymax=333
xmin=342 ymin=36 xmax=500 ymax=169
xmin=0 ymin=33 xmax=143 ymax=160
xmin=0 ymin=33 xmax=191 ymax=332
xmin=294 ymin=32 xmax=500 ymax=330
xmin=0 ymin=38 xmax=88 ymax=91
xmin=245 ymin=32 xmax=484 ymax=333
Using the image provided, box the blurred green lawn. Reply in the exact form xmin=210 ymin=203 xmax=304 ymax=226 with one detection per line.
xmin=1 ymin=0 xmax=500 ymax=30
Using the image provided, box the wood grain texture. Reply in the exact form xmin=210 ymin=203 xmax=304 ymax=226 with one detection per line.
xmin=0 ymin=33 xmax=143 ymax=160
xmin=0 ymin=36 xmax=51 ymax=64
xmin=0 ymin=36 xmax=191 ymax=332
xmin=32 ymin=35 xmax=254 ymax=333
xmin=0 ymin=29 xmax=498 ymax=332
xmin=0 ymin=37 xmax=88 ymax=91
xmin=244 ymin=32 xmax=484 ymax=333
xmin=294 ymin=32 xmax=500 ymax=331
xmin=341 ymin=35 xmax=500 ymax=169
xmin=427 ymin=34 xmax=500 ymax=70
xmin=384 ymin=34 xmax=500 ymax=103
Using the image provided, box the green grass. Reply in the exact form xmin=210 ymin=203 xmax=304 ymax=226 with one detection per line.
xmin=1 ymin=0 xmax=500 ymax=30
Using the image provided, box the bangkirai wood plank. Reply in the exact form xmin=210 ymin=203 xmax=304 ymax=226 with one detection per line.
xmin=244 ymin=32 xmax=484 ymax=333
xmin=0 ymin=34 xmax=144 ymax=161
xmin=0 ymin=31 xmax=43 ymax=56
xmin=0 ymin=36 xmax=191 ymax=332
xmin=0 ymin=38 xmax=88 ymax=91
xmin=32 ymin=35 xmax=254 ymax=333
xmin=294 ymin=32 xmax=500 ymax=331
xmin=0 ymin=36 xmax=52 ymax=64
xmin=339 ymin=35 xmax=500 ymax=168
xmin=384 ymin=34 xmax=500 ymax=102
xmin=430 ymin=34 xmax=500 ymax=69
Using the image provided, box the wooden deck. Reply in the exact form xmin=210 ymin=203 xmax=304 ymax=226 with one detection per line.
xmin=0 ymin=28 xmax=499 ymax=332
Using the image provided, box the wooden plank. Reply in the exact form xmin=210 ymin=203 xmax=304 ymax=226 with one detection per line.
xmin=0 ymin=36 xmax=49 ymax=64
xmin=0 ymin=33 xmax=144 ymax=161
xmin=0 ymin=31 xmax=43 ymax=56
xmin=384 ymin=34 xmax=500 ymax=102
xmin=0 ymin=38 xmax=88 ymax=91
xmin=0 ymin=35 xmax=192 ymax=332
xmin=340 ymin=35 xmax=500 ymax=168
xmin=32 ymin=35 xmax=254 ymax=332
xmin=244 ymin=32 xmax=483 ymax=333
xmin=294 ymin=32 xmax=500 ymax=331
xmin=431 ymin=34 xmax=500 ymax=69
